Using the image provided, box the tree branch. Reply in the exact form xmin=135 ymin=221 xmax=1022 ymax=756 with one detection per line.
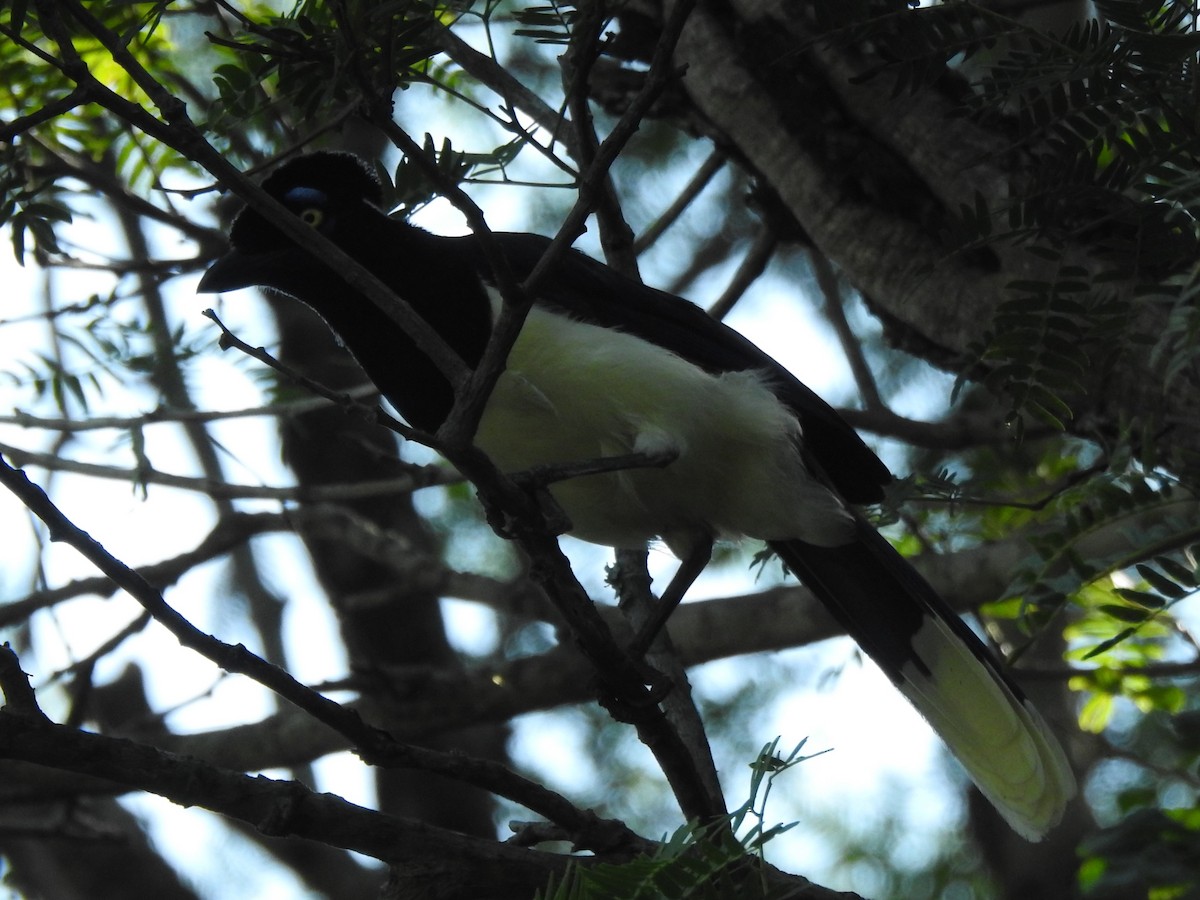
xmin=0 ymin=665 xmax=584 ymax=900
xmin=0 ymin=454 xmax=627 ymax=845
xmin=0 ymin=439 xmax=444 ymax=502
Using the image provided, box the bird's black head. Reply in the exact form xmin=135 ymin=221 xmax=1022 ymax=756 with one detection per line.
xmin=197 ymin=151 xmax=493 ymax=431
xmin=198 ymin=152 xmax=386 ymax=295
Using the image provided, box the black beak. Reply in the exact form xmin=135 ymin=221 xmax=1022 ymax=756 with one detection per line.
xmin=197 ymin=248 xmax=294 ymax=293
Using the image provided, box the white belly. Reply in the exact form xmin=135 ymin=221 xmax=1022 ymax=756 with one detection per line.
xmin=473 ymin=306 xmax=853 ymax=555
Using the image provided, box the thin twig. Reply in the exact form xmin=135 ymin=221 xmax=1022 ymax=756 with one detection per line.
xmin=707 ymin=227 xmax=778 ymax=322
xmin=0 ymin=439 xmax=445 ymax=502
xmin=1018 ymin=658 xmax=1200 ymax=681
xmin=810 ymin=250 xmax=883 ymax=410
xmin=431 ymin=23 xmax=579 ymax=165
xmin=0 ymin=507 xmax=495 ymax=629
xmin=0 ymin=387 xmax=380 ymax=433
xmin=517 ymin=448 xmax=678 ymax=488
xmin=202 ymin=309 xmax=428 ymax=444
xmin=372 ymin=120 xmax=531 ymax=451
xmin=0 ymin=85 xmax=89 ymax=143
xmin=521 ymin=0 xmax=699 ymax=295
xmin=561 ymin=2 xmax=640 ymax=277
xmin=634 ymin=150 xmax=726 ymax=255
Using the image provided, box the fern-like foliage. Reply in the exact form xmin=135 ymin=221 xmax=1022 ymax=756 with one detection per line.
xmin=977 ymin=468 xmax=1200 ymax=729
xmin=961 ymin=246 xmax=1133 ymax=431
xmin=815 ymin=0 xmax=1200 ymax=434
xmin=966 ymin=7 xmax=1200 ymax=427
xmin=536 ymin=740 xmax=818 ymax=900
xmin=514 ymin=0 xmax=580 ymax=45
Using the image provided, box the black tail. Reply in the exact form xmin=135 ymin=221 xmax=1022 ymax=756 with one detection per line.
xmin=769 ymin=519 xmax=1076 ymax=840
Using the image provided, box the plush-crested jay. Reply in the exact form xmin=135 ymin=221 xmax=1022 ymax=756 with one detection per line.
xmin=198 ymin=151 xmax=1076 ymax=839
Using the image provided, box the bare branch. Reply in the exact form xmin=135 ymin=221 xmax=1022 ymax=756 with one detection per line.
xmin=635 ymin=150 xmax=727 ymax=256
xmin=0 ymin=455 xmax=617 ymax=839
xmin=0 ymin=688 xmax=586 ymax=899
xmin=0 ymin=387 xmax=380 ymax=433
xmin=0 ymin=439 xmax=443 ymax=502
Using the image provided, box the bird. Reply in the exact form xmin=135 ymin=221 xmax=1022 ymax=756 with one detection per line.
xmin=198 ymin=150 xmax=1076 ymax=840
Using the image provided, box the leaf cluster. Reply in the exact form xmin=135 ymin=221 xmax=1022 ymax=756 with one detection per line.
xmin=964 ymin=248 xmax=1131 ymax=433
xmin=817 ymin=1 xmax=1200 ymax=438
xmin=962 ymin=2 xmax=1200 ymax=429
xmin=537 ymin=740 xmax=813 ymax=900
xmin=387 ymin=133 xmax=525 ymax=212
xmin=206 ymin=0 xmax=445 ymax=130
xmin=0 ymin=149 xmax=72 ymax=266
xmin=972 ymin=468 xmax=1197 ymax=729
xmin=1078 ymin=808 xmax=1200 ymax=898
xmin=514 ymin=0 xmax=580 ymax=46
xmin=1 ymin=304 xmax=214 ymax=416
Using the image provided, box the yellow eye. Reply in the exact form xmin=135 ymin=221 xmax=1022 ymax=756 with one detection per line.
xmin=300 ymin=208 xmax=324 ymax=227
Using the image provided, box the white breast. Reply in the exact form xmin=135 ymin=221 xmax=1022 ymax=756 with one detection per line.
xmin=473 ymin=300 xmax=854 ymax=555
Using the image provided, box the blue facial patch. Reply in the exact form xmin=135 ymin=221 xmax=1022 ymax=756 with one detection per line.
xmin=282 ymin=186 xmax=328 ymax=208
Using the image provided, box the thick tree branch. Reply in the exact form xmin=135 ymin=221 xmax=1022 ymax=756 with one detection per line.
xmin=669 ymin=0 xmax=1200 ymax=474
xmin=0 ymin=647 xmax=859 ymax=900
xmin=0 ymin=695 xmax=579 ymax=899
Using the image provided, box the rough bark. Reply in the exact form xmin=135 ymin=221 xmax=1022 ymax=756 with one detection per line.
xmin=663 ymin=0 xmax=1199 ymax=475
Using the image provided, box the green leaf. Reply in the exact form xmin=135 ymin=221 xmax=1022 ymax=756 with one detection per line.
xmin=1100 ymin=602 xmax=1150 ymax=622
xmin=1079 ymin=690 xmax=1116 ymax=731
xmin=1134 ymin=564 xmax=1189 ymax=600
xmin=1114 ymin=588 xmax=1166 ymax=610
xmin=1154 ymin=555 xmax=1198 ymax=588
